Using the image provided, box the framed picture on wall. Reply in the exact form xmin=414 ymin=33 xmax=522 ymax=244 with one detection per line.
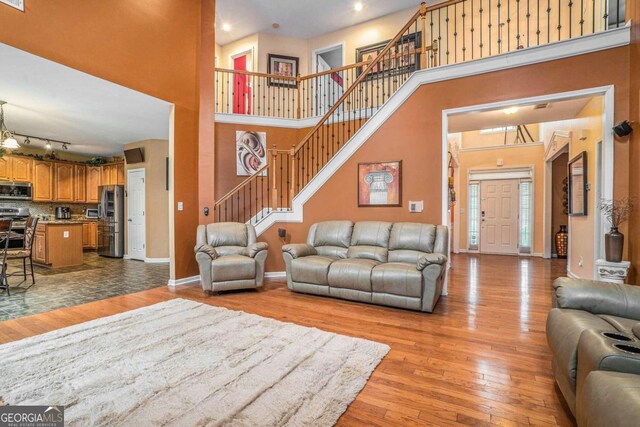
xmin=236 ymin=131 xmax=267 ymax=176
xmin=358 ymin=161 xmax=402 ymax=207
xmin=355 ymin=32 xmax=421 ymax=79
xmin=568 ymin=151 xmax=588 ymax=216
xmin=267 ymin=54 xmax=299 ymax=88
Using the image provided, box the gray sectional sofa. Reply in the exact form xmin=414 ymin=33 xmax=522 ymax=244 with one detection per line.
xmin=547 ymin=277 xmax=640 ymax=426
xmin=282 ymin=221 xmax=448 ymax=312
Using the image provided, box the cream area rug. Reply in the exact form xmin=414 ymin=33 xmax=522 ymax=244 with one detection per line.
xmin=0 ymin=298 xmax=389 ymax=426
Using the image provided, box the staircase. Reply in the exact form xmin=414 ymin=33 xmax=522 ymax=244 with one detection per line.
xmin=214 ymin=0 xmax=621 ymax=231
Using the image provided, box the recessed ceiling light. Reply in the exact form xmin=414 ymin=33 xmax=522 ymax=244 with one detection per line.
xmin=222 ymin=23 xmax=231 ymax=32
xmin=503 ymin=107 xmax=520 ymax=115
xmin=354 ymin=2 xmax=363 ymax=12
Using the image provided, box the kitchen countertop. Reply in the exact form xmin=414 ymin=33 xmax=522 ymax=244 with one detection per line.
xmin=38 ymin=220 xmax=86 ymax=225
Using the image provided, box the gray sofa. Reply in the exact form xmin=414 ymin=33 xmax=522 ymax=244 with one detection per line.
xmin=547 ymin=278 xmax=640 ymax=426
xmin=282 ymin=221 xmax=448 ymax=312
xmin=194 ymin=222 xmax=268 ymax=293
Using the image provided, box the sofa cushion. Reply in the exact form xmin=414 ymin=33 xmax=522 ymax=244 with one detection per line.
xmin=388 ymin=249 xmax=425 ymax=264
xmin=348 ymin=222 xmax=392 ymax=262
xmin=211 ymin=255 xmax=255 ymax=282
xmin=291 ymin=256 xmax=336 ymax=286
xmin=328 ymin=258 xmax=379 ymax=292
xmin=389 ymin=223 xmax=436 ymax=252
xmin=577 ymin=371 xmax=640 ymax=427
xmin=547 ymin=308 xmax=615 ymax=391
xmin=308 ymin=221 xmax=353 ymax=259
xmin=371 ymin=263 xmax=422 ymax=298
xmin=215 ymin=246 xmax=246 ymax=257
xmin=206 ymin=223 xmax=248 ymax=247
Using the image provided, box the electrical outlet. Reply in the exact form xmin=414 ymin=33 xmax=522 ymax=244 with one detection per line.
xmin=578 ymin=256 xmax=584 ymax=267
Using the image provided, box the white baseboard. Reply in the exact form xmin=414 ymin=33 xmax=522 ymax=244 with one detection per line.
xmin=145 ymin=257 xmax=170 ymax=264
xmin=123 ymin=254 xmax=170 ymax=264
xmin=167 ymin=275 xmax=200 ymax=287
xmin=265 ymin=271 xmax=286 ymax=279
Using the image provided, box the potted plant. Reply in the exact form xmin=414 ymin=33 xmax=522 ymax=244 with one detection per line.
xmin=599 ymin=198 xmax=634 ymax=262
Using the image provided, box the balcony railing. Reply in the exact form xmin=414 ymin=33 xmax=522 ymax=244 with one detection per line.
xmin=214 ymin=0 xmax=625 ymax=226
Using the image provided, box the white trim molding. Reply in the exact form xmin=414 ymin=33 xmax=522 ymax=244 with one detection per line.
xmin=167 ymin=275 xmax=200 ymax=288
xmin=215 ymin=113 xmax=319 ymax=129
xmin=265 ymin=271 xmax=286 ymax=279
xmin=145 ymin=257 xmax=170 ymax=264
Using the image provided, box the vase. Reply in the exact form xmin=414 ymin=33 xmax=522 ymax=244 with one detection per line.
xmin=555 ymin=225 xmax=568 ymax=259
xmin=605 ymin=227 xmax=624 ymax=263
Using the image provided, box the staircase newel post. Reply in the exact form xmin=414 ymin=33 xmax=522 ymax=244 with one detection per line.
xmin=420 ymin=2 xmax=428 ymax=69
xmin=270 ymin=145 xmax=278 ymax=209
xmin=296 ymin=75 xmax=302 ymax=119
xmin=290 ymin=145 xmax=296 ymax=204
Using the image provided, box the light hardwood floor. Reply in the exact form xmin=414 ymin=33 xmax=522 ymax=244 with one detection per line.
xmin=0 ymin=254 xmax=573 ymax=426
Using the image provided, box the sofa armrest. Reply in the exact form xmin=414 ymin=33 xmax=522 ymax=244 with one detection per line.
xmin=245 ymin=242 xmax=269 ymax=258
xmin=553 ymin=277 xmax=640 ymax=319
xmin=282 ymin=243 xmax=317 ymax=259
xmin=194 ymin=243 xmax=218 ymax=260
xmin=417 ymin=253 xmax=447 ymax=271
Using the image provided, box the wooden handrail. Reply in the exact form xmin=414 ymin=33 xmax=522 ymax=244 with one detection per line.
xmin=214 ymin=67 xmax=298 ymax=81
xmin=214 ymin=163 xmax=270 ymax=209
xmin=299 ymin=60 xmax=371 ymax=81
xmin=293 ymin=4 xmax=426 ymax=155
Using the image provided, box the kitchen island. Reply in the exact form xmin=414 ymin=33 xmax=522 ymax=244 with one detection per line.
xmin=34 ymin=221 xmax=84 ymax=268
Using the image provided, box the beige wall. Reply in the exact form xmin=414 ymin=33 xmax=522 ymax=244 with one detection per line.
xmin=568 ymin=97 xmax=604 ymax=278
xmin=258 ymin=33 xmax=309 ymax=74
xmin=124 ymin=139 xmax=169 ymax=260
xmin=457 ymin=144 xmax=546 ymax=254
xmin=219 ymin=33 xmax=258 ymax=70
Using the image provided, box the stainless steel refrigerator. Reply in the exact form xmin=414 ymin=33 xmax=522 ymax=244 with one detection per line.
xmin=98 ymin=185 xmax=125 ymax=258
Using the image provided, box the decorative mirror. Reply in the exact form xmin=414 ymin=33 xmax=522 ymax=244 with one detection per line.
xmin=568 ymin=151 xmax=588 ymax=216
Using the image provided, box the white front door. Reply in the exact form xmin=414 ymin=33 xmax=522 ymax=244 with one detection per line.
xmin=480 ymin=179 xmax=519 ymax=254
xmin=127 ymin=169 xmax=146 ymax=261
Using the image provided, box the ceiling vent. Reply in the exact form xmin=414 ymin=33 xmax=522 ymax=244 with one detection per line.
xmin=533 ymin=103 xmax=550 ymax=110
xmin=0 ymin=0 xmax=24 ymax=11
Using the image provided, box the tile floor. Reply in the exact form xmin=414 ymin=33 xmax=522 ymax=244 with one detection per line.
xmin=0 ymin=252 xmax=169 ymax=321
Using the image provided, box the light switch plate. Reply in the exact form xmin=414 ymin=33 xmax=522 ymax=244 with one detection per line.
xmin=177 ymin=202 xmax=184 ymax=211
xmin=408 ymin=200 xmax=424 ymax=213
xmin=63 ymin=231 xmax=69 ymax=238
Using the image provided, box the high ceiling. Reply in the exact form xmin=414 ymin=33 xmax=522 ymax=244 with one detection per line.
xmin=216 ymin=0 xmax=437 ymax=45
xmin=448 ymin=97 xmax=594 ymax=133
xmin=0 ymin=43 xmax=171 ymax=157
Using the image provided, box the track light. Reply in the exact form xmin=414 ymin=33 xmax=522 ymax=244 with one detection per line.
xmin=45 ymin=140 xmax=52 ymax=150
xmin=24 ymin=137 xmax=31 ymax=145
xmin=62 ymin=143 xmax=68 ymax=150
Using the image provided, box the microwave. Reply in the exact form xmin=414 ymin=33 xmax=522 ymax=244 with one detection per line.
xmin=0 ymin=181 xmax=32 ymax=201
xmin=85 ymin=208 xmax=99 ymax=218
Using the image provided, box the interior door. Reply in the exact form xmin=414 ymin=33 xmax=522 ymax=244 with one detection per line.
xmin=233 ymin=55 xmax=251 ymax=114
xmin=480 ymin=179 xmax=519 ymax=254
xmin=127 ymin=169 xmax=146 ymax=261
xmin=314 ymin=55 xmax=343 ymax=116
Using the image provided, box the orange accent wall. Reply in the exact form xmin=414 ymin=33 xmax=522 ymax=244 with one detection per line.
xmin=257 ymin=47 xmax=631 ymax=272
xmin=214 ymin=123 xmax=310 ymax=198
xmin=0 ymin=0 xmax=215 ymax=279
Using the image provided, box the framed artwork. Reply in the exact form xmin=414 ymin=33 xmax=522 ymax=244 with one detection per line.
xmin=358 ymin=161 xmax=402 ymax=207
xmin=568 ymin=151 xmax=588 ymax=216
xmin=267 ymin=54 xmax=299 ymax=88
xmin=236 ymin=131 xmax=267 ymax=176
xmin=355 ymin=32 xmax=421 ymax=79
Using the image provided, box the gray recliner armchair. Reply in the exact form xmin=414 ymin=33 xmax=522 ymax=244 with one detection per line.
xmin=194 ymin=222 xmax=268 ymax=293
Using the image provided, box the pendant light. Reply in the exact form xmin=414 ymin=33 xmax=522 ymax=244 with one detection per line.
xmin=0 ymin=101 xmax=20 ymax=149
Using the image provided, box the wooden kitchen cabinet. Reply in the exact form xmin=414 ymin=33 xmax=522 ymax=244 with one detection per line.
xmin=33 ymin=222 xmax=83 ymax=268
xmin=32 ymin=160 xmax=54 ymax=201
xmin=86 ymin=166 xmax=101 ymax=203
xmin=11 ymin=157 xmax=32 ymax=182
xmin=74 ymin=165 xmax=87 ymax=202
xmin=0 ymin=157 xmax=11 ymax=181
xmin=82 ymin=221 xmax=98 ymax=249
xmin=54 ymin=163 xmax=75 ymax=202
xmin=100 ymin=162 xmax=124 ymax=186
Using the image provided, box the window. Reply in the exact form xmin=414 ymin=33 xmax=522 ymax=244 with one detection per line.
xmin=519 ymin=180 xmax=533 ymax=253
xmin=468 ymin=182 xmax=480 ymax=250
